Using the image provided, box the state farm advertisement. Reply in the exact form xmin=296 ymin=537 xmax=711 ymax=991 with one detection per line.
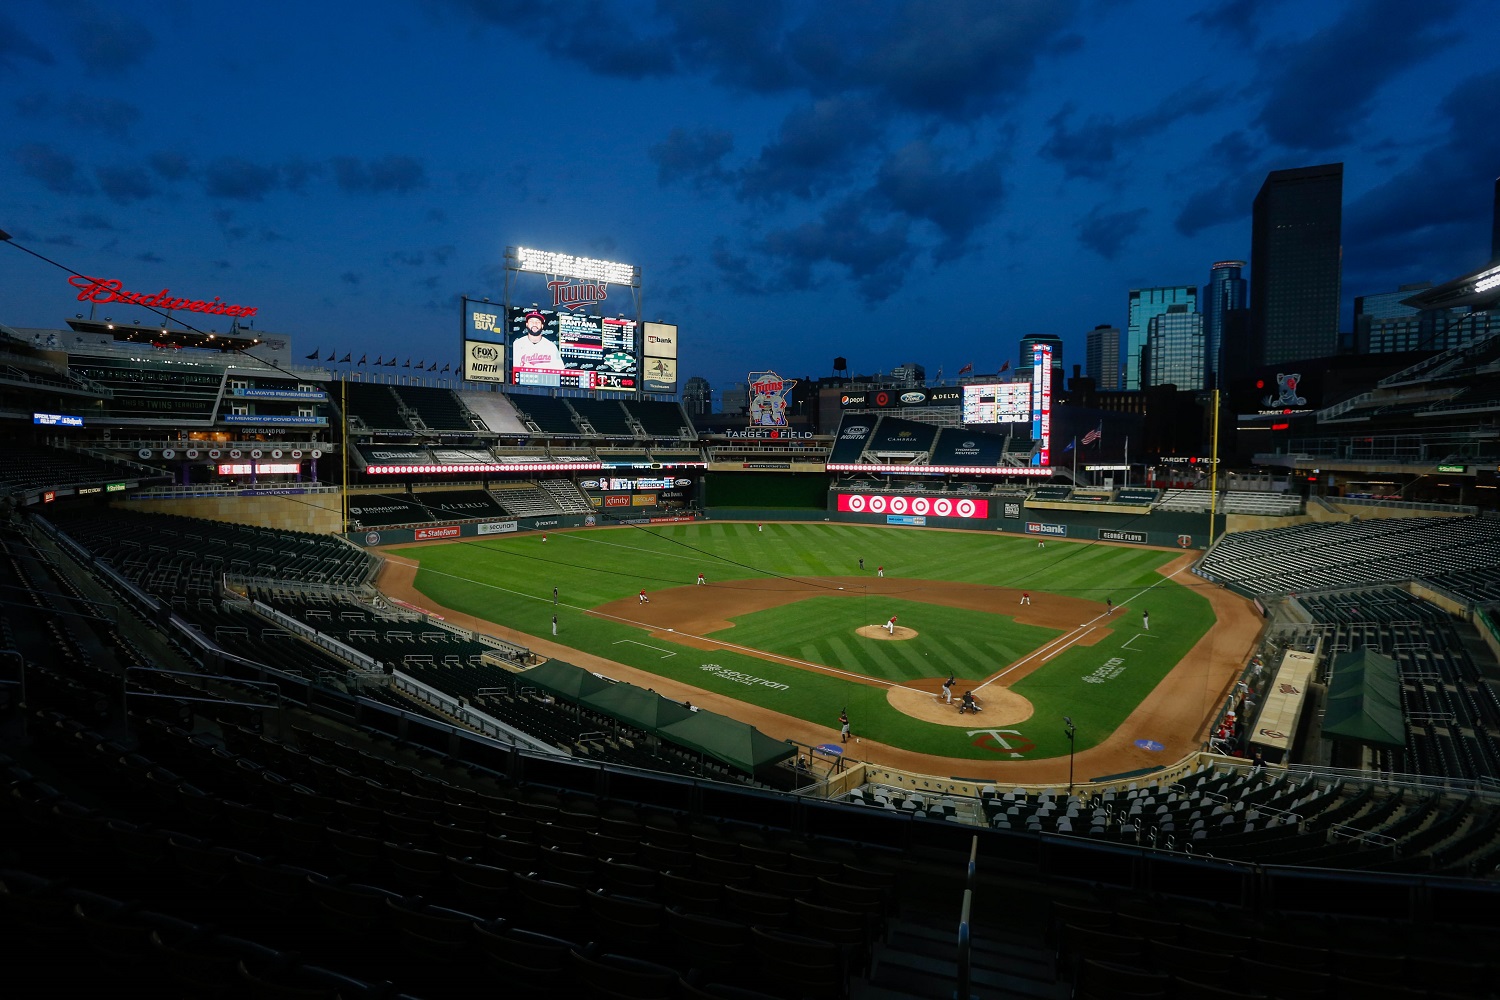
xmin=414 ymin=526 xmax=461 ymax=540
xmin=837 ymin=494 xmax=989 ymax=519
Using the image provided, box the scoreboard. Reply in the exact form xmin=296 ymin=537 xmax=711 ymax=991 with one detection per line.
xmin=961 ymin=382 xmax=1031 ymax=424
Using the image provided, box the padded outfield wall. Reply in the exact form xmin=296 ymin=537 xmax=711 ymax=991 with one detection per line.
xmin=707 ymin=489 xmax=1225 ymax=548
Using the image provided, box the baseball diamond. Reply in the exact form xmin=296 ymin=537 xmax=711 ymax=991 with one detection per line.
xmin=380 ymin=520 xmax=1259 ymax=782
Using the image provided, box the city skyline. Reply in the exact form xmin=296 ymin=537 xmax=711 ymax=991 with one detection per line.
xmin=1 ymin=1 xmax=1497 ymax=393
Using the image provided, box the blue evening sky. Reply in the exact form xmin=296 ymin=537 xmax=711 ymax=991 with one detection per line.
xmin=1 ymin=0 xmax=1496 ymax=393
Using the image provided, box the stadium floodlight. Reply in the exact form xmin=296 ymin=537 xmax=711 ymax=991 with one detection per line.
xmin=512 ymin=246 xmax=638 ymax=286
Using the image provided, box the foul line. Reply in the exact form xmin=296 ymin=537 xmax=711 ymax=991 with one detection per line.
xmin=613 ymin=639 xmax=677 ymax=659
xmin=974 ymin=561 xmax=1192 ymax=696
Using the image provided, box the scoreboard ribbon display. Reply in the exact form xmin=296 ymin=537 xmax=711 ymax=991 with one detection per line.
xmin=837 ymin=494 xmax=989 ymax=519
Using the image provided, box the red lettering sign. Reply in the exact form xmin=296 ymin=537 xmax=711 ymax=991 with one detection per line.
xmin=414 ymin=526 xmax=460 ymax=540
xmin=68 ymin=275 xmax=258 ymax=318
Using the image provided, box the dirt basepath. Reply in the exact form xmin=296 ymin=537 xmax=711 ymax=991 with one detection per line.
xmin=374 ymin=544 xmax=1260 ymax=784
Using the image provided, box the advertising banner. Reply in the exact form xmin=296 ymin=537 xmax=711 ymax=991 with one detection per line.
xmin=836 ymin=494 xmax=988 ymax=519
xmin=463 ymin=339 xmax=505 ymax=383
xmin=414 ymin=526 xmax=461 ymax=540
xmin=477 ymin=520 xmax=519 ymax=535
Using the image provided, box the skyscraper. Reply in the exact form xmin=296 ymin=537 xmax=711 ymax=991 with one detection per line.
xmin=1492 ymin=176 xmax=1499 ymax=265
xmin=1126 ymin=286 xmax=1196 ymax=389
xmin=1145 ymin=305 xmax=1205 ymax=391
xmin=1249 ymin=163 xmax=1343 ymax=368
xmin=1202 ymin=261 xmax=1246 ymax=389
xmin=1085 ymin=324 xmax=1120 ymax=389
xmin=682 ymin=376 xmax=712 ymax=415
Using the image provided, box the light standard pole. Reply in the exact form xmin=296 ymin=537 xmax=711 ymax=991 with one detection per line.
xmin=1063 ymin=716 xmax=1076 ymax=794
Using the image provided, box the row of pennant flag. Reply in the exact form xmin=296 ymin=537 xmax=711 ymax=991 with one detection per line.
xmin=305 ymin=350 xmax=449 ymax=372
xmin=953 ymin=361 xmax=1011 ymax=375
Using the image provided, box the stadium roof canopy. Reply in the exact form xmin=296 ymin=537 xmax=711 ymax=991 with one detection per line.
xmin=1321 ymin=648 xmax=1405 ymax=748
xmin=1401 ymin=261 xmax=1500 ymax=312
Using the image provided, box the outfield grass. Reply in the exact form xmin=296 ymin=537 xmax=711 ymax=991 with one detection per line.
xmin=395 ymin=522 xmax=1217 ymax=762
xmin=713 ymin=596 xmax=1062 ymax=685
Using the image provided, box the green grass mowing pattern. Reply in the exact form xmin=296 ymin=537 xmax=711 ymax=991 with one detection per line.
xmin=712 ymin=596 xmax=1061 ymax=685
xmin=393 ymin=522 xmax=1215 ymax=761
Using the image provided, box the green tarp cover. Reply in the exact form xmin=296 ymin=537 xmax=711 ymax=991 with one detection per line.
xmin=519 ymin=660 xmax=612 ymax=700
xmin=1321 ymin=648 xmax=1406 ymax=748
xmin=657 ymin=709 xmax=797 ymax=773
xmin=580 ymin=683 xmax=695 ymax=731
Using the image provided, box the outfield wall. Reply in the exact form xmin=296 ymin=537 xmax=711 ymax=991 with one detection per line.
xmin=705 ymin=500 xmax=1225 ymax=548
xmin=346 ymin=512 xmax=698 ymax=546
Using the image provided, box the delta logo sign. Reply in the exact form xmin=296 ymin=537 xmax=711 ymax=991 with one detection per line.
xmin=837 ymin=494 xmax=988 ymax=519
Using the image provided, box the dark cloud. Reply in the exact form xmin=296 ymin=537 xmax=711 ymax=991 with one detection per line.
xmin=202 ymin=158 xmax=281 ymax=201
xmin=71 ymin=6 xmax=156 ymax=76
xmin=341 ymin=272 xmax=361 ymax=285
xmin=649 ymin=126 xmax=734 ymax=190
xmin=330 ymin=156 xmax=426 ymax=194
xmin=760 ymin=198 xmax=914 ymax=299
xmin=281 ymin=158 xmax=323 ymax=193
xmin=385 ymin=250 xmax=428 ymax=267
xmin=431 ymin=245 xmax=455 ymax=266
xmin=149 ymin=151 xmax=192 ymax=181
xmin=848 ymin=0 xmax=1078 ymax=118
xmin=135 ymin=251 xmax=164 ymax=264
xmin=15 ymin=143 xmax=92 ymax=195
xmin=708 ymin=237 xmax=766 ymax=296
xmin=14 ymin=92 xmax=142 ymax=140
xmin=1253 ymin=0 xmax=1462 ymax=151
xmin=873 ymin=141 xmax=1006 ymax=260
xmin=1043 ymin=84 xmax=1229 ymax=180
xmin=1172 ymin=131 xmax=1267 ymax=236
xmin=440 ymin=0 xmax=675 ymax=81
xmin=739 ymin=97 xmax=883 ymax=201
xmin=70 ymin=213 xmax=116 ymax=231
xmin=1076 ymin=205 xmax=1148 ymax=259
xmin=659 ymin=0 xmax=799 ymax=92
xmin=95 ymin=165 xmax=155 ymax=203
xmin=212 ymin=208 xmax=252 ymax=242
xmin=1188 ymin=0 xmax=1277 ymax=43
xmin=0 ymin=14 xmax=55 ymax=72
xmin=1344 ymin=68 xmax=1500 ymax=265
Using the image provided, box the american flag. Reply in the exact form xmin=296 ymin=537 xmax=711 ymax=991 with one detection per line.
xmin=1082 ymin=424 xmax=1102 ymax=446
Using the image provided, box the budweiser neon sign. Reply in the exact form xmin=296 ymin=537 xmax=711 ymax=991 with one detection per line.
xmin=68 ymin=275 xmax=259 ymax=318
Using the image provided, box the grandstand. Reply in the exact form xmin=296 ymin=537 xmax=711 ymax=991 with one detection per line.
xmin=6 ymin=305 xmax=1500 ymax=998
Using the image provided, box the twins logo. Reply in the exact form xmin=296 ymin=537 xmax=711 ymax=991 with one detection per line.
xmin=968 ymin=729 xmax=1035 ymax=757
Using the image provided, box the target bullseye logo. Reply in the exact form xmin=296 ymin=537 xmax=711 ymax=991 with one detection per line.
xmin=837 ymin=493 xmax=989 ymax=519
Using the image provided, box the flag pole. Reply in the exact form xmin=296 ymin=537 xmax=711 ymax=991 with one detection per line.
xmin=1072 ymin=436 xmax=1078 ymax=484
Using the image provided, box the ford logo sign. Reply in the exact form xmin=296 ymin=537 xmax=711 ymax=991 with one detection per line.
xmin=900 ymin=392 xmax=925 ymax=404
xmin=579 ymin=480 xmax=599 ymax=489
xmin=675 ymin=479 xmax=692 ymax=487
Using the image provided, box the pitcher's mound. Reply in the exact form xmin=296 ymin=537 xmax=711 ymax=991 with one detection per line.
xmin=857 ymin=624 xmax=919 ymax=641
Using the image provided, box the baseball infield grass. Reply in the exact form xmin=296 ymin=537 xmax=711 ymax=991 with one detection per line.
xmin=395 ymin=522 xmax=1218 ymax=762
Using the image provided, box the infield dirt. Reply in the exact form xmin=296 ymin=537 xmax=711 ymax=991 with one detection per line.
xmin=376 ymin=542 xmax=1260 ymax=784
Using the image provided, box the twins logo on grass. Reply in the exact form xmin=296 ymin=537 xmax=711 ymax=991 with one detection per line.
xmin=968 ymin=729 xmax=1035 ymax=757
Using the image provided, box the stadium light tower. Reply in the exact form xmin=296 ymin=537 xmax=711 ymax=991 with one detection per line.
xmin=1064 ymin=716 xmax=1077 ymax=793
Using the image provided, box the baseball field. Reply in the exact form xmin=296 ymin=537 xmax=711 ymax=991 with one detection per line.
xmin=380 ymin=521 xmax=1261 ymax=779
